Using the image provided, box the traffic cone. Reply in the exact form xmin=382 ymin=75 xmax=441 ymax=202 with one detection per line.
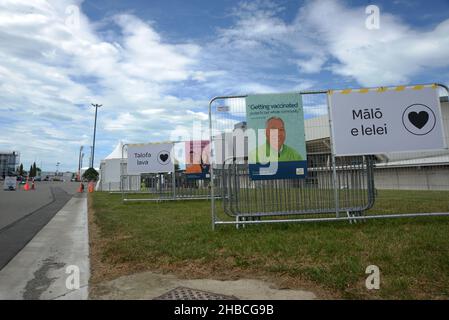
xmin=77 ymin=182 xmax=84 ymax=193
xmin=24 ymin=178 xmax=30 ymax=191
xmin=31 ymin=180 xmax=35 ymax=190
xmin=88 ymin=182 xmax=94 ymax=193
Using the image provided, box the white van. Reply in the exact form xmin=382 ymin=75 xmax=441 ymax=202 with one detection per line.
xmin=3 ymin=176 xmax=17 ymax=191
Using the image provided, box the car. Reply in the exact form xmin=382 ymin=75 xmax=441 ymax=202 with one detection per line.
xmin=34 ymin=176 xmax=42 ymax=181
xmin=3 ymin=176 xmax=17 ymax=190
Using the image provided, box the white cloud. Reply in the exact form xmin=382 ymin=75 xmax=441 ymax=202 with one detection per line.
xmin=0 ymin=0 xmax=210 ymax=170
xmin=296 ymin=56 xmax=326 ymax=74
xmin=215 ymin=0 xmax=449 ymax=87
xmin=296 ymin=0 xmax=449 ymax=86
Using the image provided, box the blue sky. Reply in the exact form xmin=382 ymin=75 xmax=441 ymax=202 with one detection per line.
xmin=1 ymin=0 xmax=449 ymax=172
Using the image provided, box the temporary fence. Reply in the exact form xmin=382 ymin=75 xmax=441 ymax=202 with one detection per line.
xmin=209 ymin=84 xmax=449 ymax=229
xmin=120 ymin=142 xmax=218 ymax=202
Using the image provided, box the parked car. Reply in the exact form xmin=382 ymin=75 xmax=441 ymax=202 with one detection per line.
xmin=3 ymin=176 xmax=17 ymax=190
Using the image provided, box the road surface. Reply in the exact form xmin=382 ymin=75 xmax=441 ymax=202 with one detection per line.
xmin=0 ymin=181 xmax=79 ymax=270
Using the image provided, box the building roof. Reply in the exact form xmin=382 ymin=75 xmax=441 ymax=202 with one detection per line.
xmin=375 ymin=154 xmax=449 ymax=168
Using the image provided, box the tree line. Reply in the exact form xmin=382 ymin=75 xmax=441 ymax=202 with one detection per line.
xmin=16 ymin=162 xmax=41 ymax=177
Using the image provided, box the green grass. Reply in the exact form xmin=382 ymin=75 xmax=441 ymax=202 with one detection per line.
xmin=91 ymin=190 xmax=449 ymax=299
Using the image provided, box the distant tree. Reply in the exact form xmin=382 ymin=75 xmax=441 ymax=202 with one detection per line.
xmin=17 ymin=163 xmax=24 ymax=176
xmin=82 ymin=167 xmax=99 ymax=181
xmin=36 ymin=167 xmax=42 ymax=176
xmin=32 ymin=162 xmax=37 ymax=177
xmin=29 ymin=165 xmax=34 ymax=177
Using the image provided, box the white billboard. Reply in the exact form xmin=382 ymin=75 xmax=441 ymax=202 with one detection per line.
xmin=127 ymin=143 xmax=174 ymax=174
xmin=328 ymin=85 xmax=446 ymax=156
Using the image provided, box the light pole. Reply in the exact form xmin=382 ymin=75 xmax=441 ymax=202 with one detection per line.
xmin=56 ymin=162 xmax=60 ymax=176
xmin=91 ymin=103 xmax=102 ymax=168
xmin=80 ymin=152 xmax=84 ymax=180
xmin=88 ymin=146 xmax=92 ymax=170
xmin=78 ymin=146 xmax=84 ymax=181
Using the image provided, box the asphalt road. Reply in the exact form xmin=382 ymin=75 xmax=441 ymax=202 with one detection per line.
xmin=0 ymin=181 xmax=80 ymax=270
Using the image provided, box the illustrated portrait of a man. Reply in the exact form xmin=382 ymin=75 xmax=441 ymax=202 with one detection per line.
xmin=249 ymin=116 xmax=303 ymax=163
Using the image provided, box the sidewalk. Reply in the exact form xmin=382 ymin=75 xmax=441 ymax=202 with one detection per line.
xmin=0 ymin=194 xmax=89 ymax=300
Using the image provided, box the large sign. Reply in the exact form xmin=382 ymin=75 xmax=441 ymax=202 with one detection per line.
xmin=246 ymin=93 xmax=307 ymax=180
xmin=329 ymin=85 xmax=446 ymax=156
xmin=185 ymin=140 xmax=210 ymax=179
xmin=127 ymin=143 xmax=174 ymax=174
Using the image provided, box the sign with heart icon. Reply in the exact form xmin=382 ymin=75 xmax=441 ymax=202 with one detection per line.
xmin=127 ymin=143 xmax=174 ymax=174
xmin=157 ymin=151 xmax=170 ymax=165
xmin=408 ymin=111 xmax=429 ymax=129
xmin=402 ymin=104 xmax=436 ymax=135
xmin=329 ymin=85 xmax=446 ymax=155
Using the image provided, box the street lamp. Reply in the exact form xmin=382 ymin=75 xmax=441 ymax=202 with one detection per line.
xmin=56 ymin=162 xmax=60 ymax=176
xmin=91 ymin=103 xmax=102 ymax=168
xmin=78 ymin=146 xmax=84 ymax=181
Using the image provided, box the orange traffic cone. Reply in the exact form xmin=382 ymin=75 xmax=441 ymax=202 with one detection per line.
xmin=88 ymin=182 xmax=94 ymax=193
xmin=31 ymin=180 xmax=35 ymax=190
xmin=77 ymin=182 xmax=84 ymax=193
xmin=24 ymin=178 xmax=30 ymax=191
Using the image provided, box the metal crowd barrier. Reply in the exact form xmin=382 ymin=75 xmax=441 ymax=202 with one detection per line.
xmin=219 ymin=154 xmax=375 ymax=219
xmin=208 ymin=87 xmax=449 ymax=229
xmin=121 ymin=171 xmax=219 ymax=202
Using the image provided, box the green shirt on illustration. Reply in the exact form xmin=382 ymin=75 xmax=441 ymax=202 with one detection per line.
xmin=249 ymin=143 xmax=303 ymax=163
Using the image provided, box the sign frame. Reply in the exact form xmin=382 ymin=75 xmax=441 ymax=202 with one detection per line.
xmin=245 ymin=92 xmax=308 ymax=180
xmin=126 ymin=142 xmax=175 ymax=175
xmin=328 ymin=84 xmax=447 ymax=157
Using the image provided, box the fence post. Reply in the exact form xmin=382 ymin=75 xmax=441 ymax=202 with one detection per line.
xmin=326 ymin=92 xmax=340 ymax=217
xmin=121 ymin=144 xmax=126 ymax=202
xmin=172 ymin=170 xmax=176 ymax=200
xmin=209 ymin=98 xmax=216 ymax=230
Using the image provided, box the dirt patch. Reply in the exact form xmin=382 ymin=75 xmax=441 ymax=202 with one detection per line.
xmin=90 ymin=270 xmax=318 ymax=300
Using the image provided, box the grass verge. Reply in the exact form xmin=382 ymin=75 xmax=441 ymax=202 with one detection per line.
xmin=89 ymin=190 xmax=449 ymax=299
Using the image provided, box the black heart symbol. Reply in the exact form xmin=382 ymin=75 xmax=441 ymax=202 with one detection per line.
xmin=159 ymin=153 xmax=169 ymax=162
xmin=408 ymin=111 xmax=429 ymax=129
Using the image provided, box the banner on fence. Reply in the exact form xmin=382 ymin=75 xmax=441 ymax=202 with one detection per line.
xmin=246 ymin=93 xmax=307 ymax=180
xmin=127 ymin=143 xmax=174 ymax=174
xmin=185 ymin=140 xmax=210 ymax=179
xmin=329 ymin=85 xmax=446 ymax=156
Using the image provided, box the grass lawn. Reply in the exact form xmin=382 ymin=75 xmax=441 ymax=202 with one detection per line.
xmin=89 ymin=190 xmax=449 ymax=299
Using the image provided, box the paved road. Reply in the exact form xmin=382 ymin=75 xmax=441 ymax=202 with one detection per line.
xmin=0 ymin=193 xmax=89 ymax=299
xmin=0 ymin=181 xmax=79 ymax=229
xmin=0 ymin=181 xmax=80 ymax=270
